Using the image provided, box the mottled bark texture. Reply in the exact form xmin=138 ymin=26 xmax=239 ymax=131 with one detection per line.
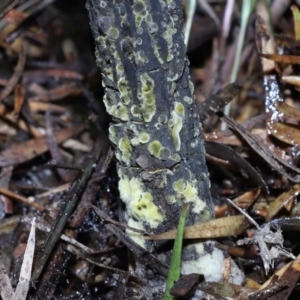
xmin=87 ymin=1 xmax=244 ymax=298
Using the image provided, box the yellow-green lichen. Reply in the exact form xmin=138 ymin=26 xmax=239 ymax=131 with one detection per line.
xmin=159 ymin=147 xmax=170 ymax=160
xmin=184 ymin=96 xmax=193 ymax=104
xmin=158 ymin=115 xmax=168 ymax=124
xmin=112 ymin=49 xmax=120 ymax=60
xmin=170 ymin=153 xmax=181 ymax=162
xmin=166 ymin=195 xmax=177 ymax=204
xmin=126 ymin=217 xmax=145 ymax=247
xmin=116 ymin=63 xmax=124 ymax=74
xmin=103 ymin=95 xmax=129 ymax=121
xmin=147 ymin=140 xmax=162 ymax=158
xmin=162 ymin=27 xmax=176 ymax=62
xmin=118 ymin=174 xmax=163 ymax=228
xmin=173 ymin=179 xmax=186 ymax=193
xmin=126 ymin=218 xmax=145 ymax=248
xmin=153 ymin=42 xmax=164 ymax=64
xmin=96 ymin=35 xmax=106 ymax=46
xmin=108 ymin=126 xmax=116 ymax=144
xmin=167 ymin=53 xmax=174 ymax=61
xmin=175 ymin=102 xmax=185 ymax=115
xmin=138 ymin=132 xmax=150 ymax=144
xmin=105 ymin=67 xmax=114 ymax=82
xmin=134 ymin=50 xmax=149 ymax=65
xmin=172 ymin=178 xmax=207 ymax=214
xmin=189 ymin=80 xmax=195 ymax=94
xmin=132 ymin=1 xmax=148 ymax=27
xmin=130 ymin=105 xmax=141 ymax=118
xmin=108 ymin=104 xmax=129 ymax=121
xmin=118 ymin=137 xmax=132 ymax=164
xmin=117 ymin=77 xmax=131 ymax=105
xmin=130 ymin=137 xmax=140 ymax=146
xmin=168 ymin=102 xmax=184 ymax=151
xmin=147 ymin=140 xmax=171 ymax=160
xmin=107 ymin=27 xmax=119 ymax=39
xmin=136 ymin=38 xmax=143 ymax=45
xmin=140 ymin=73 xmax=156 ymax=122
xmin=149 ymin=22 xmax=159 ymax=33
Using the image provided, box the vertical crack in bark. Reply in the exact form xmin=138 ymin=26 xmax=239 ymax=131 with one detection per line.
xmin=87 ymin=0 xmax=244 ymax=298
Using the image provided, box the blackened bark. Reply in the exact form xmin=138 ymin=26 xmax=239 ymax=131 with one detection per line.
xmin=86 ymin=1 xmax=243 ymax=299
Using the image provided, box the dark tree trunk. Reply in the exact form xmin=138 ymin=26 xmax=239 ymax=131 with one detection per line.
xmin=86 ymin=1 xmax=244 ymax=298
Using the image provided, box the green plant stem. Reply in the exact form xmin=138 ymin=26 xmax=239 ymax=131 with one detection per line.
xmin=163 ymin=203 xmax=188 ymax=300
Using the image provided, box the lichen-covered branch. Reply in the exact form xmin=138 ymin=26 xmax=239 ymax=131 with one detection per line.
xmin=87 ymin=0 xmax=244 ymax=298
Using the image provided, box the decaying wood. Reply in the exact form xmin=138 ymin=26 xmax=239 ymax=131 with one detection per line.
xmin=87 ymin=1 xmax=244 ymax=298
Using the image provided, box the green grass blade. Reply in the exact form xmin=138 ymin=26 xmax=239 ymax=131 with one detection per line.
xmin=163 ymin=203 xmax=188 ymax=300
xmin=292 ymin=5 xmax=300 ymax=41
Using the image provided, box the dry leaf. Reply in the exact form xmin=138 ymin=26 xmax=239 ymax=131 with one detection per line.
xmin=266 ymin=184 xmax=300 ymax=221
xmin=282 ymin=76 xmax=300 ymax=89
xmin=0 ymin=126 xmax=84 ymax=167
xmin=0 ymin=260 xmax=14 ymax=300
xmin=276 ymin=101 xmax=300 ymax=122
xmin=258 ymin=254 xmax=300 ymax=299
xmin=268 ymin=122 xmax=300 ymax=146
xmin=144 ymin=215 xmax=247 ymax=240
xmin=260 ymin=52 xmax=300 ymax=65
xmin=13 ymin=217 xmax=36 ymax=300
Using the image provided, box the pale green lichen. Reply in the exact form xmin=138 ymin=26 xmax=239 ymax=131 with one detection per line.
xmin=131 ymin=105 xmax=141 ymax=118
xmin=167 ymin=53 xmax=174 ymax=61
xmin=158 ymin=115 xmax=168 ymax=124
xmin=117 ymin=77 xmax=131 ymax=105
xmin=170 ymin=153 xmax=181 ymax=162
xmin=138 ymin=132 xmax=150 ymax=143
xmin=118 ymin=174 xmax=163 ymax=228
xmin=189 ymin=80 xmax=195 ymax=94
xmin=103 ymin=95 xmax=129 ymax=121
xmin=126 ymin=217 xmax=145 ymax=247
xmin=118 ymin=137 xmax=132 ymax=164
xmin=152 ymin=42 xmax=164 ymax=64
xmin=184 ymin=96 xmax=193 ymax=104
xmin=173 ymin=179 xmax=186 ymax=193
xmin=136 ymin=37 xmax=143 ymax=45
xmin=107 ymin=27 xmax=119 ymax=40
xmin=130 ymin=137 xmax=140 ymax=146
xmin=166 ymin=195 xmax=176 ymax=204
xmin=112 ymin=49 xmax=120 ymax=60
xmin=159 ymin=147 xmax=170 ymax=160
xmin=162 ymin=27 xmax=176 ymax=62
xmin=168 ymin=102 xmax=185 ymax=151
xmin=172 ymin=178 xmax=207 ymax=214
xmin=108 ymin=126 xmax=116 ymax=144
xmin=134 ymin=50 xmax=149 ymax=65
xmin=116 ymin=63 xmax=124 ymax=74
xmin=147 ymin=140 xmax=171 ymax=160
xmin=147 ymin=140 xmax=162 ymax=158
xmin=175 ymin=102 xmax=184 ymax=115
xmin=140 ymin=73 xmax=156 ymax=122
xmin=105 ymin=67 xmax=114 ymax=82
xmin=148 ymin=21 xmax=159 ymax=33
xmin=132 ymin=0 xmax=148 ymax=27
